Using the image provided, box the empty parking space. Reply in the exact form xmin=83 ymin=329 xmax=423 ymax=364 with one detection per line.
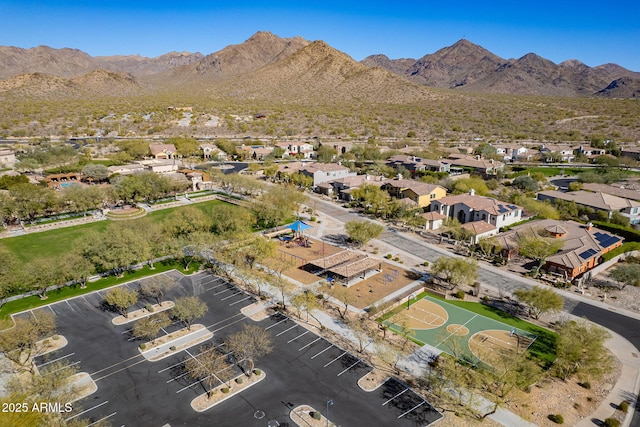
xmin=20 ymin=271 xmax=442 ymax=426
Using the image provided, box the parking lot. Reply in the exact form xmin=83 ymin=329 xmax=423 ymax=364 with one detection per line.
xmin=25 ymin=271 xmax=442 ymax=426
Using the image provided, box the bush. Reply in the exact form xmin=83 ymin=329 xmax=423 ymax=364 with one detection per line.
xmin=393 ymin=257 xmax=400 ymax=262
xmin=139 ymin=343 xmax=147 ymax=350
xmin=221 ymin=387 xmax=230 ymax=394
xmin=579 ymin=381 xmax=591 ymax=389
xmin=235 ymin=377 xmax=244 ymax=384
xmin=455 ymin=290 xmax=466 ymax=300
xmin=423 ymin=261 xmax=429 ymax=267
xmin=170 ymin=346 xmax=176 ymax=351
xmin=311 ymin=411 xmax=321 ymax=420
xmin=603 ymin=418 xmax=620 ymax=427
xmin=385 ymin=254 xmax=392 ymax=259
xmin=548 ymin=414 xmax=564 ymax=424
xmin=253 ymin=369 xmax=262 ymax=376
xmin=619 ymin=400 xmax=630 ymax=413
xmin=146 ymin=304 xmax=154 ymax=312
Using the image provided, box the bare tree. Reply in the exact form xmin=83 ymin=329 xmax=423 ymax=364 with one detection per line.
xmin=140 ymin=275 xmax=177 ymax=304
xmin=184 ymin=344 xmax=232 ymax=399
xmin=132 ymin=312 xmax=171 ymax=345
xmin=0 ymin=312 xmax=56 ymax=373
xmin=226 ymin=324 xmax=274 ymax=375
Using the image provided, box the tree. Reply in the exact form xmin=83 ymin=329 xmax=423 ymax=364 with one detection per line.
xmin=164 ymin=205 xmax=212 ymax=238
xmin=23 ymin=257 xmax=66 ymax=300
xmin=609 ymin=263 xmax=640 ymax=289
xmin=511 ymin=175 xmax=539 ymax=192
xmin=0 ymin=245 xmax=21 ymax=306
xmin=78 ymin=223 xmax=148 ymax=276
xmin=209 ymin=204 xmax=254 ymax=236
xmin=0 ymin=312 xmax=56 ymax=372
xmin=140 ymin=275 xmax=177 ymax=304
xmin=323 ymin=283 xmax=355 ymax=319
xmin=81 ymin=163 xmax=110 ymax=183
xmin=184 ymin=344 xmax=232 ymax=398
xmin=132 ymin=312 xmax=171 ymax=345
xmin=291 ymin=290 xmax=322 ymax=327
xmin=516 ymin=234 xmax=564 ymax=272
xmin=431 ymin=256 xmax=479 ymax=288
xmin=226 ymin=324 xmax=274 ymax=374
xmin=104 ymin=287 xmax=139 ymax=318
xmin=171 ymin=296 xmax=208 ymax=330
xmin=513 ymin=286 xmax=563 ymax=319
xmin=553 ymin=318 xmax=614 ymax=381
xmin=344 ymin=220 xmax=384 ymax=247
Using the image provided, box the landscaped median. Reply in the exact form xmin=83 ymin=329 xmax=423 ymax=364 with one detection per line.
xmin=139 ymin=324 xmax=213 ymax=362
xmin=112 ymin=301 xmax=174 ymax=325
xmin=290 ymin=404 xmax=336 ymax=427
xmin=190 ymin=368 xmax=266 ymax=412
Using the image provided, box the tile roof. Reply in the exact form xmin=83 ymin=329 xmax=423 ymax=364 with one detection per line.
xmin=435 ymin=194 xmax=522 ymax=215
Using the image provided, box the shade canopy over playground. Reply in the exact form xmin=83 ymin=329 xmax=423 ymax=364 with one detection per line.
xmin=288 ymin=220 xmax=312 ymax=233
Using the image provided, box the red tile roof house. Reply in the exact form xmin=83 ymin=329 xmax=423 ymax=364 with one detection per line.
xmin=429 ymin=191 xmax=524 ymax=230
xmin=537 ymin=190 xmax=640 ymax=225
xmin=149 ymin=143 xmax=177 ymax=160
xmin=277 ymin=161 xmax=356 ymax=188
xmin=500 ymin=219 xmax=623 ymax=281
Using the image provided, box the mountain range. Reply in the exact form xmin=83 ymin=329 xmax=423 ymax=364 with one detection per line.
xmin=1 ymin=31 xmax=639 ymax=101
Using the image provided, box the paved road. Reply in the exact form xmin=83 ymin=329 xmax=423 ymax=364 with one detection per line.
xmin=309 ymin=194 xmax=640 ymax=426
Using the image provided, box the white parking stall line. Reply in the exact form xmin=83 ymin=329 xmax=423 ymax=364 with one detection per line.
xmin=65 ymin=300 xmax=76 ymax=312
xmin=287 ymin=330 xmax=309 ymax=344
xmin=398 ymin=401 xmax=426 ymax=418
xmin=229 ymin=296 xmax=252 ymax=306
xmin=337 ymin=359 xmax=361 ymax=376
xmin=203 ymin=282 xmax=228 ymax=292
xmin=265 ymin=319 xmax=288 ymax=330
xmin=201 ymin=277 xmax=223 ymax=286
xmin=176 ymin=378 xmax=204 ymax=394
xmin=213 ymin=288 xmax=233 ymax=296
xmin=276 ymin=325 xmax=297 ymax=337
xmin=167 ymin=371 xmax=190 ymax=384
xmin=220 ymin=291 xmax=243 ymax=301
xmin=65 ymin=400 xmax=109 ymax=421
xmin=382 ymin=388 xmax=408 ymax=406
xmin=324 ymin=351 xmax=347 ymax=368
xmin=87 ymin=412 xmax=117 ymax=426
xmin=311 ymin=344 xmax=334 ymax=360
xmin=298 ymin=337 xmax=321 ymax=351
xmin=36 ymin=352 xmax=75 ymax=368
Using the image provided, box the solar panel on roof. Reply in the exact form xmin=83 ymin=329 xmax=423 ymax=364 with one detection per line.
xmin=579 ymin=249 xmax=598 ymax=260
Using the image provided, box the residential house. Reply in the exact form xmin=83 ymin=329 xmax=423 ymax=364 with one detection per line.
xmin=539 ymin=144 xmax=575 ymax=162
xmin=385 ymin=155 xmax=450 ymax=174
xmin=430 ymin=191 xmax=523 ymax=229
xmin=236 ymin=144 xmax=275 ymax=160
xmin=136 ymin=159 xmax=179 ymax=174
xmin=326 ymin=174 xmax=387 ymax=200
xmin=576 ymin=145 xmax=606 ymax=160
xmin=581 ymin=183 xmax=640 ymax=202
xmin=318 ymin=141 xmax=356 ymax=155
xmin=446 ymin=154 xmax=504 ymax=175
xmin=277 ymin=161 xmax=356 ymax=187
xmin=537 ymin=190 xmax=640 ymax=224
xmin=107 ymin=164 xmax=145 ymax=175
xmin=381 ymin=179 xmax=447 ymax=209
xmin=199 ymin=143 xmax=227 ymax=161
xmin=275 ymin=142 xmax=316 ymax=159
xmin=149 ymin=143 xmax=177 ymax=160
xmin=502 ymin=219 xmax=623 ymax=280
xmin=620 ymin=147 xmax=640 ymax=161
xmin=460 ymin=221 xmax=499 ymax=244
xmin=420 ymin=211 xmax=446 ymax=230
xmin=491 ymin=144 xmax=531 ymax=162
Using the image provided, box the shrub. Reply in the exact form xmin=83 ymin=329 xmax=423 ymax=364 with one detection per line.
xmin=139 ymin=344 xmax=147 ymax=350
xmin=146 ymin=304 xmax=154 ymax=312
xmin=311 ymin=411 xmax=321 ymax=420
xmin=579 ymin=381 xmax=591 ymax=389
xmin=253 ymin=369 xmax=262 ymax=376
xmin=170 ymin=346 xmax=176 ymax=351
xmin=619 ymin=400 xmax=630 ymax=413
xmin=455 ymin=290 xmax=466 ymax=300
xmin=221 ymin=387 xmax=230 ymax=394
xmin=423 ymin=261 xmax=429 ymax=267
xmin=52 ymin=334 xmax=59 ymax=341
xmin=393 ymin=256 xmax=400 ymax=261
xmin=235 ymin=377 xmax=244 ymax=384
xmin=548 ymin=414 xmax=564 ymax=424
xmin=603 ymin=418 xmax=620 ymax=427
xmin=385 ymin=254 xmax=392 ymax=259
xmin=310 ymin=216 xmax=317 ymax=222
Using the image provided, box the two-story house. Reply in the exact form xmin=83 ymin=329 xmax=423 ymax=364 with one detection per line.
xmin=430 ymin=191 xmax=523 ymax=229
xmin=275 ymin=142 xmax=316 ymax=159
xmin=537 ymin=190 xmax=640 ymax=224
xmin=381 ymin=179 xmax=447 ymax=209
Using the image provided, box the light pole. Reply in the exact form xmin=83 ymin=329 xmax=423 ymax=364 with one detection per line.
xmin=326 ymin=398 xmax=334 ymax=427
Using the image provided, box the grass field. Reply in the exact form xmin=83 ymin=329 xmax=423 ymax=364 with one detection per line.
xmin=1 ymin=199 xmax=239 ymax=264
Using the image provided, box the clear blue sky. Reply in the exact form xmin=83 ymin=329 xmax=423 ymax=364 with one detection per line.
xmin=2 ymin=0 xmax=639 ymax=71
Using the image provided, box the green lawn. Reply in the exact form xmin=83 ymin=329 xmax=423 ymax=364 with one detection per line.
xmin=1 ymin=199 xmax=236 ymax=264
